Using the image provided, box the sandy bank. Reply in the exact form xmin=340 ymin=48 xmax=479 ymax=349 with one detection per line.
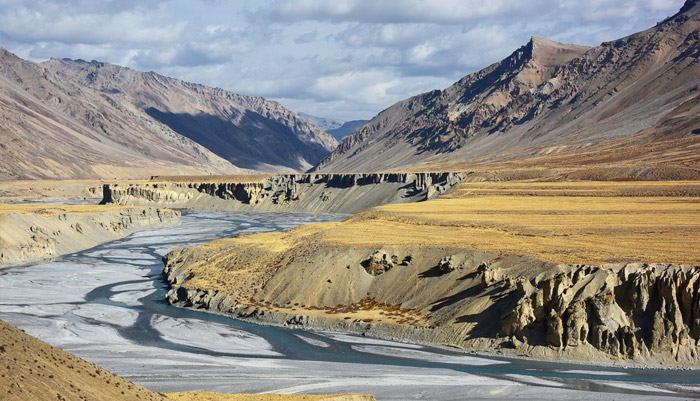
xmin=0 ymin=204 xmax=180 ymax=267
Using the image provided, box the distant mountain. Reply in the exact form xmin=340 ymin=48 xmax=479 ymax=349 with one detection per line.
xmin=0 ymin=49 xmax=338 ymax=180
xmin=298 ymin=112 xmax=345 ymax=131
xmin=44 ymin=59 xmax=338 ymax=174
xmin=313 ymin=0 xmax=700 ymax=176
xmin=299 ymin=112 xmax=368 ymax=141
xmin=327 ymin=120 xmax=368 ymax=141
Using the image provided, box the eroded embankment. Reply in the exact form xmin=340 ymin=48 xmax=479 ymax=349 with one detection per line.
xmin=0 ymin=205 xmax=180 ymax=267
xmin=160 ymin=181 xmax=700 ymax=366
xmin=101 ymin=172 xmax=465 ymax=213
xmin=163 ymin=242 xmax=700 ymax=366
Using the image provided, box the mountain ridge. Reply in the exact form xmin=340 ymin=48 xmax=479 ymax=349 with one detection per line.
xmin=0 ymin=47 xmax=338 ymax=179
xmin=312 ymin=0 xmax=700 ymax=175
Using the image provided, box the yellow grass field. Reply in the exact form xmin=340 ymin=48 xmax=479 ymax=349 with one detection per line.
xmin=198 ymin=180 xmax=700 ymax=268
xmin=0 ymin=203 xmax=145 ymax=216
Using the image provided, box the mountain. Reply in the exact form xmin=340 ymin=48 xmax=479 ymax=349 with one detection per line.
xmin=313 ymin=0 xmax=700 ymax=177
xmin=0 ymin=47 xmax=238 ymax=179
xmin=45 ymin=59 xmax=338 ymax=173
xmin=0 ymin=49 xmax=338 ymax=180
xmin=298 ymin=112 xmax=345 ymax=131
xmin=299 ymin=112 xmax=368 ymax=141
xmin=327 ymin=120 xmax=369 ymax=141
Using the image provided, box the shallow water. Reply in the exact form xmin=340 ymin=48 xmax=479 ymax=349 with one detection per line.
xmin=1 ymin=211 xmax=699 ymax=401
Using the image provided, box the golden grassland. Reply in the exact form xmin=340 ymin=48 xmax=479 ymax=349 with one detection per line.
xmin=165 ymin=392 xmax=374 ymax=401
xmin=194 ymin=180 xmax=700 ymax=269
xmin=149 ymin=174 xmax=272 ymax=183
xmin=0 ymin=203 xmax=147 ymax=216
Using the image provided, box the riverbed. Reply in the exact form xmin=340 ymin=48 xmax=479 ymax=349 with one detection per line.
xmin=1 ymin=211 xmax=699 ymax=400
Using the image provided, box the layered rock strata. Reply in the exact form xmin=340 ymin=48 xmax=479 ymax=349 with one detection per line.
xmin=0 ymin=207 xmax=180 ymax=267
xmin=102 ymin=172 xmax=465 ymax=213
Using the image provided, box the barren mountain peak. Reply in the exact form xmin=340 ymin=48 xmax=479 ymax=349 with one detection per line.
xmin=526 ymin=36 xmax=590 ymax=68
xmin=313 ymin=1 xmax=700 ymax=175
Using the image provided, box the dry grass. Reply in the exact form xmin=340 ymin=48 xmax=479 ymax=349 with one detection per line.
xmin=0 ymin=204 xmax=144 ymax=216
xmin=192 ymin=181 xmax=700 ymax=269
xmin=165 ymin=392 xmax=375 ymax=401
xmin=0 ymin=320 xmax=166 ymax=401
xmin=150 ymin=174 xmax=272 ymax=183
xmin=317 ymin=182 xmax=700 ymax=265
xmin=246 ymin=297 xmax=433 ymax=327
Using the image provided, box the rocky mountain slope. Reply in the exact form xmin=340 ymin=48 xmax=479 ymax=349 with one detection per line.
xmin=313 ymin=0 xmax=700 ymax=174
xmin=45 ymin=59 xmax=337 ymax=173
xmin=327 ymin=120 xmax=368 ymax=141
xmin=0 ymin=47 xmax=239 ymax=179
xmin=0 ymin=47 xmax=337 ymax=180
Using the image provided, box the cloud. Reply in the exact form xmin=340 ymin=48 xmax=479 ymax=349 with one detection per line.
xmin=0 ymin=0 xmax=687 ymax=121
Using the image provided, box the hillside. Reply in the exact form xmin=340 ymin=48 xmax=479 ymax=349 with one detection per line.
xmin=313 ymin=0 xmax=700 ymax=176
xmin=45 ymin=59 xmax=338 ymax=173
xmin=0 ymin=319 xmax=167 ymax=401
xmin=0 ymin=47 xmax=338 ymax=180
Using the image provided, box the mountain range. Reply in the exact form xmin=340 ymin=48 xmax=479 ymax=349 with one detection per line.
xmin=313 ymin=0 xmax=700 ymax=178
xmin=1 ymin=1 xmax=699 ymax=180
xmin=0 ymin=51 xmax=337 ymax=179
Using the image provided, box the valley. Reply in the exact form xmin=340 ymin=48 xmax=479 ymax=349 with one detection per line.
xmin=1 ymin=1 xmax=700 ymax=400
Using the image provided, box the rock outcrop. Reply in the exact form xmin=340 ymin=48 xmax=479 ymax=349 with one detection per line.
xmin=0 ymin=206 xmax=180 ymax=267
xmin=500 ymin=263 xmax=700 ymax=362
xmin=101 ymin=172 xmax=465 ymax=213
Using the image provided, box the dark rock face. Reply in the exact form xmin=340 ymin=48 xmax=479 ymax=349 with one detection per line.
xmin=362 ymin=251 xmax=399 ymax=276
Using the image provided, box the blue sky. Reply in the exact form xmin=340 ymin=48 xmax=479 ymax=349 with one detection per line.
xmin=0 ymin=0 xmax=686 ymax=120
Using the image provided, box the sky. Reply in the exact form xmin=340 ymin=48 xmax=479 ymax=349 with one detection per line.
xmin=0 ymin=0 xmax=686 ymax=121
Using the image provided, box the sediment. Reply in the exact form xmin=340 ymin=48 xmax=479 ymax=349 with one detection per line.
xmin=162 ymin=242 xmax=700 ymax=367
xmin=101 ymin=172 xmax=466 ymax=213
xmin=0 ymin=207 xmax=180 ymax=267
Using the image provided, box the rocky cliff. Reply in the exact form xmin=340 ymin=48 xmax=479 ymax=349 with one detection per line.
xmin=0 ymin=206 xmax=180 ymax=267
xmin=163 ymin=239 xmax=700 ymax=366
xmin=101 ymin=172 xmax=465 ymax=213
xmin=313 ymin=1 xmax=700 ymax=174
xmin=501 ymin=263 xmax=700 ymax=362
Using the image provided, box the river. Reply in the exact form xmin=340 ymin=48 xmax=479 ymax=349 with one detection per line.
xmin=1 ymin=211 xmax=699 ymax=400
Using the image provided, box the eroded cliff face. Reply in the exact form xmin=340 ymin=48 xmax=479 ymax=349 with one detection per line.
xmin=161 ymin=238 xmax=700 ymax=366
xmin=101 ymin=172 xmax=465 ymax=213
xmin=0 ymin=207 xmax=180 ymax=267
xmin=501 ymin=263 xmax=700 ymax=362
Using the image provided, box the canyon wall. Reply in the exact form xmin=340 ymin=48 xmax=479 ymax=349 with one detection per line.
xmin=0 ymin=207 xmax=180 ymax=267
xmin=101 ymin=172 xmax=465 ymax=213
